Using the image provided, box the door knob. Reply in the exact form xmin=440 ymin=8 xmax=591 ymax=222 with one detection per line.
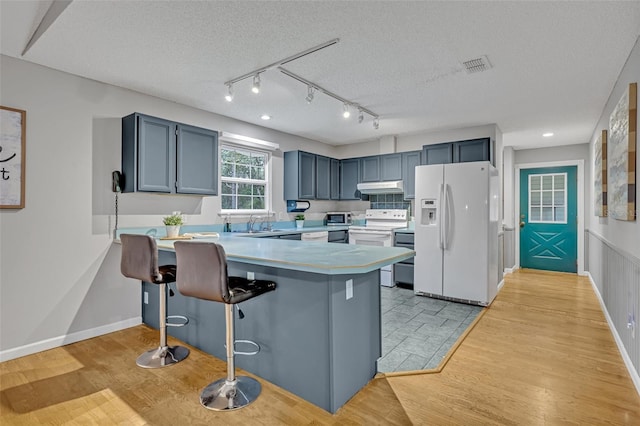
xmin=520 ymin=221 xmax=525 ymax=228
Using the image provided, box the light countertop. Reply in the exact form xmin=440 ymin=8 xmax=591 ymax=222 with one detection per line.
xmin=155 ymin=233 xmax=413 ymax=275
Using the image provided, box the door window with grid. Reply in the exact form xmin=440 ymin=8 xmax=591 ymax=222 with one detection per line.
xmin=220 ymin=145 xmax=269 ymax=212
xmin=528 ymin=173 xmax=567 ymax=223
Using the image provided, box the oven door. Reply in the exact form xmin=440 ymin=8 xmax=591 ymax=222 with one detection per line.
xmin=348 ymin=229 xmax=393 ymax=247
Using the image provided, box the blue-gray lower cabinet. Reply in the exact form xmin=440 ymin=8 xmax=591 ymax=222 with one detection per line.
xmin=122 ymin=113 xmax=218 ymax=194
xmin=144 ymin=251 xmax=381 ymax=413
xmin=394 ymin=232 xmax=414 ymax=286
xmin=328 ymin=229 xmax=348 ymax=243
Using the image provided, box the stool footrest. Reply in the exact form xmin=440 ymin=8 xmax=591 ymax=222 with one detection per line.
xmin=224 ymin=339 xmax=260 ymax=356
xmin=166 ymin=315 xmax=189 ymax=327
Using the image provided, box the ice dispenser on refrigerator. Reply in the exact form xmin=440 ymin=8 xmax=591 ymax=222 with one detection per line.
xmin=421 ymin=199 xmax=437 ymax=226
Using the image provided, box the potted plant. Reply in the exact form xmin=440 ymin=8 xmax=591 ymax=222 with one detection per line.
xmin=295 ymin=214 xmax=305 ymax=229
xmin=163 ymin=212 xmax=184 ymax=238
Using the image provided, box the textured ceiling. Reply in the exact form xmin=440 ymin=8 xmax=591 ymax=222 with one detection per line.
xmin=1 ymin=1 xmax=640 ymax=149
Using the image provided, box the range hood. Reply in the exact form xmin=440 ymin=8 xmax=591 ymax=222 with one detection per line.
xmin=357 ymin=181 xmax=404 ymax=194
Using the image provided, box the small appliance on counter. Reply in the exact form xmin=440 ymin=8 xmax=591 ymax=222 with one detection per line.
xmin=325 ymin=212 xmax=352 ymax=226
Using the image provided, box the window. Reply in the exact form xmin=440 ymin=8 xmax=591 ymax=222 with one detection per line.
xmin=528 ymin=173 xmax=567 ymax=223
xmin=220 ymin=145 xmax=269 ymax=212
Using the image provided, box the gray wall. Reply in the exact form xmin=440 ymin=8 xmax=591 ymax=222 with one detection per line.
xmin=0 ymin=55 xmax=349 ymax=358
xmin=585 ymin=36 xmax=640 ymax=383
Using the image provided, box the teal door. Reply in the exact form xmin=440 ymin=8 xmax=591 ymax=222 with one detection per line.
xmin=519 ymin=166 xmax=577 ymax=273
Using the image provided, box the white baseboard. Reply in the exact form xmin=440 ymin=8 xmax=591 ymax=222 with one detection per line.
xmin=586 ymin=272 xmax=640 ymax=397
xmin=497 ymin=279 xmax=505 ymax=292
xmin=504 ymin=266 xmax=518 ymax=275
xmin=0 ymin=317 xmax=142 ymax=362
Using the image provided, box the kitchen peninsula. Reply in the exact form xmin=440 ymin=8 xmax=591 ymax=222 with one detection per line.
xmin=122 ymin=232 xmax=414 ymax=413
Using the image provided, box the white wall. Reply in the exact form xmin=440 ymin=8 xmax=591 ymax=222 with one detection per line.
xmin=0 ymin=56 xmax=350 ymax=358
xmin=587 ymin=37 xmax=640 ymax=259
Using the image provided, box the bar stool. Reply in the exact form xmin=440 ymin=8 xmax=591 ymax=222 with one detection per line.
xmin=174 ymin=241 xmax=276 ymax=411
xmin=120 ymin=234 xmax=190 ymax=368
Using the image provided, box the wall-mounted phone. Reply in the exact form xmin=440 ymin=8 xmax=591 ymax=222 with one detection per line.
xmin=112 ymin=171 xmax=123 ymax=193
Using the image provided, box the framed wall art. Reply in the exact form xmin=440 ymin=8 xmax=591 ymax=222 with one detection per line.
xmin=608 ymin=82 xmax=637 ymax=221
xmin=594 ymin=129 xmax=607 ymax=217
xmin=0 ymin=106 xmax=26 ymax=209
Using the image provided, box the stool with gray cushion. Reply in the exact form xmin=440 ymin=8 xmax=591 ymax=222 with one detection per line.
xmin=120 ymin=234 xmax=190 ymax=368
xmin=174 ymin=241 xmax=276 ymax=411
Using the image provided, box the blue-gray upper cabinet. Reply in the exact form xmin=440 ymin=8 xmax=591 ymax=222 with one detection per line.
xmin=360 ymin=156 xmax=381 ymax=182
xmin=284 ymin=151 xmax=316 ymax=200
xmin=452 ymin=137 xmax=493 ymax=165
xmin=422 ymin=138 xmax=493 ymax=166
xmin=330 ymin=158 xmax=340 ymax=200
xmin=316 ymin=155 xmax=331 ymax=200
xmin=402 ymin=151 xmax=421 ymax=199
xmin=122 ymin=113 xmax=218 ymax=194
xmin=360 ymin=153 xmax=402 ymax=182
xmin=339 ymin=158 xmax=361 ymax=200
xmin=176 ymin=124 xmax=219 ymax=194
xmin=422 ymin=143 xmax=453 ymax=165
xmin=380 ymin=153 xmax=403 ymax=181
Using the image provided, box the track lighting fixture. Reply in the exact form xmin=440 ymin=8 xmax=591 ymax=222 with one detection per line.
xmin=224 ymin=84 xmax=234 ymax=102
xmin=306 ymin=86 xmax=315 ymax=104
xmin=251 ymin=74 xmax=261 ymax=94
xmin=222 ymin=38 xmax=381 ymax=129
xmin=342 ymin=103 xmax=351 ymax=119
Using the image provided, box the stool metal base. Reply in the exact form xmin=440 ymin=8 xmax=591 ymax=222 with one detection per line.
xmin=200 ymin=376 xmax=261 ymax=411
xmin=136 ymin=345 xmax=190 ymax=369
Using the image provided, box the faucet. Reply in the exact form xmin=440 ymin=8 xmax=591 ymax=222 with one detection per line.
xmin=247 ymin=214 xmax=257 ymax=233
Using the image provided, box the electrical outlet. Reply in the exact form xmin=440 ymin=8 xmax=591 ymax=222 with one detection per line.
xmin=628 ymin=312 xmax=636 ymax=339
xmin=247 ymin=271 xmax=255 ymax=280
xmin=144 ymin=291 xmax=149 ymax=304
xmin=346 ymin=279 xmax=353 ymax=300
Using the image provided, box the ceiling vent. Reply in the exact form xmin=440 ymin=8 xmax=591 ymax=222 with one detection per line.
xmin=462 ymin=55 xmax=492 ymax=73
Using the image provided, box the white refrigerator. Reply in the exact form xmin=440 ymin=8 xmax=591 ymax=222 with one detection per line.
xmin=414 ymin=161 xmax=499 ymax=306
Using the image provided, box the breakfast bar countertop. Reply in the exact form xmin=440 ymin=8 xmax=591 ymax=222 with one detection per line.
xmin=154 ymin=233 xmax=415 ymax=275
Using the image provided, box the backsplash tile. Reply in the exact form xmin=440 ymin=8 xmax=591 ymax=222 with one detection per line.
xmin=369 ymin=194 xmax=411 ymax=212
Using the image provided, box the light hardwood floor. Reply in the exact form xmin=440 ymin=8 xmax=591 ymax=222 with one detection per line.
xmin=2 ymin=269 xmax=639 ymax=425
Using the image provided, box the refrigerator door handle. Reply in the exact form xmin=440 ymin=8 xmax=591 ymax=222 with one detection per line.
xmin=442 ymin=183 xmax=449 ymax=250
xmin=445 ymin=183 xmax=453 ymax=249
xmin=439 ymin=183 xmax=445 ymax=249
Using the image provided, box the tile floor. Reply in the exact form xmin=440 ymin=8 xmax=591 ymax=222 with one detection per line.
xmin=378 ymin=286 xmax=483 ymax=373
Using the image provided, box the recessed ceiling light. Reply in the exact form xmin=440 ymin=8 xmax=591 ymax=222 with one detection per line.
xmin=543 ymin=132 xmax=554 ymax=137
xmin=260 ymin=114 xmax=271 ymax=120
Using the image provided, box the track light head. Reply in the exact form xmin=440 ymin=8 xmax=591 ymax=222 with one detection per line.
xmin=306 ymin=86 xmax=314 ymax=103
xmin=225 ymin=84 xmax=234 ymax=102
xmin=252 ymin=74 xmax=261 ymax=94
xmin=358 ymin=108 xmax=364 ymax=124
xmin=373 ymin=117 xmax=380 ymax=130
xmin=342 ymin=103 xmax=351 ymax=119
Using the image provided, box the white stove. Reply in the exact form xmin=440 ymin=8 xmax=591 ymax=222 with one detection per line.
xmin=349 ymin=209 xmax=408 ymax=287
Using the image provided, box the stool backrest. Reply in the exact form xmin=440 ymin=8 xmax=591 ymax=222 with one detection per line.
xmin=120 ymin=234 xmax=163 ymax=284
xmin=174 ymin=241 xmax=230 ymax=303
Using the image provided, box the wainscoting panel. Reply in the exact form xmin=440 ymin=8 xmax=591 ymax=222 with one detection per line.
xmin=503 ymin=227 xmax=515 ymax=269
xmin=586 ymin=230 xmax=640 ymax=379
